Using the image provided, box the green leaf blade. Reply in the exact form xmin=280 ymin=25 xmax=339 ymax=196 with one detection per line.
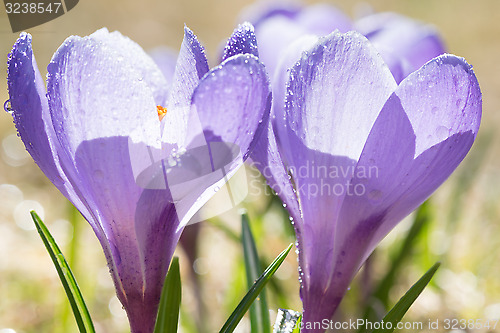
xmin=220 ymin=243 xmax=294 ymax=333
xmin=372 ymin=262 xmax=441 ymax=333
xmin=154 ymin=256 xmax=182 ymax=333
xmin=31 ymin=211 xmax=95 ymax=333
xmin=241 ymin=213 xmax=271 ymax=333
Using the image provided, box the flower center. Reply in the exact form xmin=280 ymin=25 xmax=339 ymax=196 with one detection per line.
xmin=157 ymin=105 xmax=167 ymax=121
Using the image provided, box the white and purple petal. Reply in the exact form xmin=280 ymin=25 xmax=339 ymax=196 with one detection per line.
xmin=162 ymin=26 xmax=209 ymax=146
xmin=222 ymin=22 xmax=259 ymax=61
xmin=46 ymin=31 xmax=166 ymax=332
xmin=171 ymin=54 xmax=272 ymax=226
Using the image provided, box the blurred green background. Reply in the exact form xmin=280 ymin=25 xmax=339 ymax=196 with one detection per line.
xmin=0 ymin=0 xmax=499 ymax=332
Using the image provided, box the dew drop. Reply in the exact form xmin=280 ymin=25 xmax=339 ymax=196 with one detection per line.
xmin=435 ymin=125 xmax=449 ymax=141
xmin=368 ymin=189 xmax=382 ymax=201
xmin=93 ymin=170 xmax=104 ymax=180
xmin=3 ymin=100 xmax=12 ymax=113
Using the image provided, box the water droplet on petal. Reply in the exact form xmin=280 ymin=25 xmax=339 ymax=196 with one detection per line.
xmin=93 ymin=170 xmax=104 ymax=180
xmin=368 ymin=189 xmax=382 ymax=201
xmin=435 ymin=125 xmax=449 ymax=141
xmin=4 ymin=100 xmax=12 ymax=113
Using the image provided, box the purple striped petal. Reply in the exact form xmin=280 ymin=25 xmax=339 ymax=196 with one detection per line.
xmin=251 ymin=123 xmax=302 ymax=223
xmin=168 ymin=26 xmax=209 ymax=108
xmin=7 ymin=33 xmax=60 ymax=185
xmin=91 ymin=28 xmax=169 ymax=106
xmin=46 ymin=31 xmax=165 ymax=333
xmin=292 ymin=50 xmax=480 ymax=330
xmin=356 ymin=55 xmax=481 ymax=256
xmin=279 ymin=33 xmax=396 ymax=325
xmin=302 ymin=56 xmax=482 ymax=325
xmin=222 ymin=22 xmax=259 ymax=61
xmin=7 ymin=33 xmax=104 ymax=239
xmin=170 ymin=54 xmax=271 ymax=225
xmin=193 ymin=54 xmax=271 ymax=157
xmin=163 ymin=26 xmax=209 ymax=145
xmin=251 ymin=35 xmax=318 ymax=225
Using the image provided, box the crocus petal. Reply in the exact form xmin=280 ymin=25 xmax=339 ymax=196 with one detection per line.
xmin=133 ymin=188 xmax=180 ymax=324
xmin=280 ymin=31 xmax=396 ymax=241
xmin=251 ymin=35 xmax=318 ymax=224
xmin=8 ymin=33 xmax=61 ymax=185
xmin=90 ymin=28 xmax=170 ymax=106
xmin=356 ymin=12 xmax=446 ymax=82
xmin=300 ymin=55 xmax=481 ymax=328
xmin=194 ymin=54 xmax=271 ymax=158
xmin=251 ymin=123 xmax=302 ymax=222
xmin=294 ymin=3 xmax=352 ymax=35
xmin=254 ymin=15 xmax=310 ymax=77
xmin=280 ymin=31 xmax=397 ymax=328
xmin=7 ymin=33 xmax=101 ymax=237
xmin=222 ymin=22 xmax=259 ymax=61
xmin=271 ymin=34 xmax=318 ymax=126
xmin=171 ymin=54 xmax=272 ymax=226
xmin=357 ymin=54 xmax=481 ymax=256
xmin=239 ymin=0 xmax=302 ymax=28
xmin=46 ymin=33 xmax=165 ymax=332
xmin=149 ymin=46 xmax=178 ymax=86
xmin=47 ymin=35 xmax=161 ymax=149
xmin=163 ymin=26 xmax=209 ymax=145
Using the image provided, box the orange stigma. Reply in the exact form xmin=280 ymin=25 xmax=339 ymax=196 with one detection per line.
xmin=157 ymin=105 xmax=167 ymax=121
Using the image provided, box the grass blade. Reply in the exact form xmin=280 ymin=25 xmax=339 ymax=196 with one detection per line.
xmin=30 ymin=211 xmax=95 ymax=333
xmin=154 ymin=257 xmax=182 ymax=333
xmin=241 ymin=213 xmax=270 ymax=333
xmin=371 ymin=262 xmax=441 ymax=333
xmin=219 ymin=243 xmax=293 ymax=333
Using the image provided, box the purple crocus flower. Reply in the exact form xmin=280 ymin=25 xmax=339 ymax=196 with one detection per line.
xmin=252 ymin=30 xmax=481 ymax=332
xmin=241 ymin=2 xmax=445 ymax=83
xmin=7 ymin=25 xmax=270 ymax=333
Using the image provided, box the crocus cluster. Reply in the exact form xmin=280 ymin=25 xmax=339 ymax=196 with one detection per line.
xmin=7 ymin=3 xmax=481 ymax=333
